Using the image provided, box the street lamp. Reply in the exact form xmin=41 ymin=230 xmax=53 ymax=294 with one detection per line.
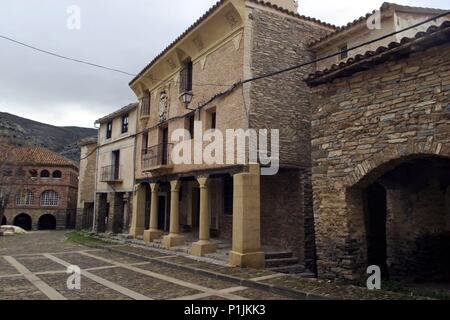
xmin=180 ymin=91 xmax=195 ymax=110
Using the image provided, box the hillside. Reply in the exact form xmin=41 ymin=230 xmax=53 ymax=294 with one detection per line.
xmin=0 ymin=112 xmax=97 ymax=164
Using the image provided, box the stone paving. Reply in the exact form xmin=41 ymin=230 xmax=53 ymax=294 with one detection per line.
xmin=0 ymin=231 xmax=296 ymax=300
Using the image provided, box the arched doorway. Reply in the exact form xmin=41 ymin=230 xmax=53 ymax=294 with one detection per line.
xmin=38 ymin=214 xmax=56 ymax=230
xmin=14 ymin=214 xmax=32 ymax=231
xmin=1 ymin=216 xmax=6 ymax=225
xmin=351 ymin=156 xmax=450 ymax=282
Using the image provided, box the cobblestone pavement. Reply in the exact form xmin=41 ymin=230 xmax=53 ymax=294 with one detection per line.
xmin=0 ymin=231 xmax=295 ymax=300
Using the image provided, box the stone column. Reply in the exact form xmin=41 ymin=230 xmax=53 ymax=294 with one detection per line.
xmin=162 ymin=180 xmax=185 ymax=248
xmin=143 ymin=183 xmax=163 ymax=243
xmin=191 ymin=176 xmax=217 ymax=256
xmin=130 ymin=185 xmax=146 ymax=238
xmin=229 ymin=164 xmax=265 ymax=269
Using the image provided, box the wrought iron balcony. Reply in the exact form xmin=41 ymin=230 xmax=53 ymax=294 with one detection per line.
xmin=100 ymin=165 xmax=122 ymax=183
xmin=142 ymin=143 xmax=173 ymax=171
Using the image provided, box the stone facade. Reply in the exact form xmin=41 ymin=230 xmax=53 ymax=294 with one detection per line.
xmin=76 ymin=137 xmax=97 ymax=230
xmin=308 ymin=38 xmax=450 ymax=280
xmin=126 ymin=0 xmax=334 ymax=270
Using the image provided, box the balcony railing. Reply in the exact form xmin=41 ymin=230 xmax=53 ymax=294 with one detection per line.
xmin=142 ymin=143 xmax=173 ymax=171
xmin=100 ymin=165 xmax=122 ymax=182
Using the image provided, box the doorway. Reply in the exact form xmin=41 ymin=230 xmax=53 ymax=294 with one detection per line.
xmin=364 ymin=183 xmax=388 ymax=278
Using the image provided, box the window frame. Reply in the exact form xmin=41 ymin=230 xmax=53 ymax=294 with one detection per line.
xmin=106 ymin=121 xmax=113 ymax=140
xmin=121 ymin=114 xmax=129 ymax=134
xmin=40 ymin=190 xmax=59 ymax=207
xmin=16 ymin=190 xmax=34 ymax=206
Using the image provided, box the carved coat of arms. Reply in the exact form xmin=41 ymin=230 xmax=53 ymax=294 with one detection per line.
xmin=159 ymin=90 xmax=169 ymax=122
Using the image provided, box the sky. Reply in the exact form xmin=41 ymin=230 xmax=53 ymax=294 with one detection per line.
xmin=0 ymin=0 xmax=449 ymax=128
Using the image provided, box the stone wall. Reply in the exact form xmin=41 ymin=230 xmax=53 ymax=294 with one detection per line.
xmin=248 ymin=6 xmax=332 ymax=167
xmin=309 ymin=42 xmax=450 ymax=280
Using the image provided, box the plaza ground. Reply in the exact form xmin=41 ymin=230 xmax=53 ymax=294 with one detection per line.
xmin=0 ymin=231 xmax=448 ymax=300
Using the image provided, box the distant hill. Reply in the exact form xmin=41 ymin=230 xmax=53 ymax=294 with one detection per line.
xmin=0 ymin=112 xmax=97 ymax=164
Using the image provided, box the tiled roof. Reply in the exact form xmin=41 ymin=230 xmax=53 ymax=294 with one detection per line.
xmin=129 ymin=0 xmax=336 ymax=86
xmin=2 ymin=146 xmax=77 ymax=167
xmin=95 ymin=102 xmax=138 ymax=125
xmin=305 ymin=20 xmax=450 ymax=85
xmin=309 ymin=2 xmax=449 ymax=48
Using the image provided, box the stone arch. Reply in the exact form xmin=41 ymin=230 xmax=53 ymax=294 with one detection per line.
xmin=1 ymin=216 xmax=6 ymax=225
xmin=14 ymin=213 xmax=32 ymax=231
xmin=344 ymin=152 xmax=450 ymax=281
xmin=38 ymin=214 xmax=57 ymax=230
xmin=344 ymin=140 xmax=447 ymax=188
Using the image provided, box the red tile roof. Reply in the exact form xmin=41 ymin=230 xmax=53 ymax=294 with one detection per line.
xmin=305 ymin=20 xmax=450 ymax=86
xmin=1 ymin=146 xmax=77 ymax=168
xmin=129 ymin=0 xmax=336 ymax=86
xmin=309 ymin=2 xmax=449 ymax=48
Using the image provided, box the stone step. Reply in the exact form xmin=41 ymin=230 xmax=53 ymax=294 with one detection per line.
xmin=265 ymin=251 xmax=293 ymax=260
xmin=268 ymin=264 xmax=306 ymax=274
xmin=265 ymin=257 xmax=299 ymax=268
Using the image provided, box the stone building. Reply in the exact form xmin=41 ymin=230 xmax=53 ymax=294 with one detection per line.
xmin=306 ymin=19 xmax=450 ymax=281
xmin=93 ymin=103 xmax=138 ymax=234
xmin=76 ymin=137 xmax=97 ymax=230
xmin=0 ymin=147 xmax=79 ymax=230
xmin=128 ymin=0 xmax=335 ymax=270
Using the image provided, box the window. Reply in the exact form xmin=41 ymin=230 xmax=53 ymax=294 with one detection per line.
xmin=16 ymin=190 xmax=34 ymax=206
xmin=339 ymin=44 xmax=348 ymax=60
xmin=121 ymin=114 xmax=129 ymax=134
xmin=141 ymin=91 xmax=151 ymax=117
xmin=15 ymin=168 xmax=25 ymax=177
xmin=29 ymin=169 xmax=38 ymax=178
xmin=142 ymin=132 xmax=149 ymax=155
xmin=40 ymin=170 xmax=50 ymax=178
xmin=40 ymin=190 xmax=59 ymax=207
xmin=187 ymin=114 xmax=195 ymax=139
xmin=2 ymin=167 xmax=13 ymax=177
xmin=179 ymin=59 xmax=193 ymax=93
xmin=224 ymin=176 xmax=233 ymax=215
xmin=106 ymin=121 xmax=113 ymax=140
xmin=211 ymin=111 xmax=217 ymax=130
xmin=52 ymin=170 xmax=62 ymax=179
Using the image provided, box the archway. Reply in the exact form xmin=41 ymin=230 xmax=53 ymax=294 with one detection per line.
xmin=350 ymin=155 xmax=450 ymax=282
xmin=14 ymin=214 xmax=32 ymax=231
xmin=1 ymin=216 xmax=6 ymax=225
xmin=38 ymin=214 xmax=56 ymax=230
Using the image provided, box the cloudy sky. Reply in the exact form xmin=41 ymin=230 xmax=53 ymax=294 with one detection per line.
xmin=0 ymin=0 xmax=448 ymax=128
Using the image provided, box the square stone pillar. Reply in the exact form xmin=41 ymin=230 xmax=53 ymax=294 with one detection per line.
xmin=130 ymin=185 xmax=146 ymax=238
xmin=229 ymin=164 xmax=265 ymax=269
xmin=191 ymin=176 xmax=217 ymax=256
xmin=94 ymin=193 xmax=108 ymax=233
xmin=143 ymin=183 xmax=163 ymax=243
xmin=108 ymin=192 xmax=124 ymax=234
xmin=162 ymin=180 xmax=185 ymax=248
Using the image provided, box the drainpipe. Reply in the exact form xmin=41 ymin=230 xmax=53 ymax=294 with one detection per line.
xmin=92 ymin=122 xmax=100 ymax=233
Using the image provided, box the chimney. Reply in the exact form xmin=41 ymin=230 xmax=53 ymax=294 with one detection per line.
xmin=267 ymin=0 xmax=299 ymax=12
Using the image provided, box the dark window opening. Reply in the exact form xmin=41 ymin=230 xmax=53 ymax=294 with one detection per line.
xmin=211 ymin=111 xmax=217 ymax=130
xmin=340 ymin=44 xmax=348 ymax=60
xmin=2 ymin=168 xmax=13 ymax=177
xmin=29 ymin=169 xmax=38 ymax=178
xmin=40 ymin=170 xmax=50 ymax=178
xmin=15 ymin=168 xmax=25 ymax=177
xmin=224 ymin=176 xmax=233 ymax=216
xmin=106 ymin=121 xmax=113 ymax=140
xmin=121 ymin=114 xmax=129 ymax=134
xmin=180 ymin=59 xmax=193 ymax=93
xmin=52 ymin=170 xmax=62 ymax=179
